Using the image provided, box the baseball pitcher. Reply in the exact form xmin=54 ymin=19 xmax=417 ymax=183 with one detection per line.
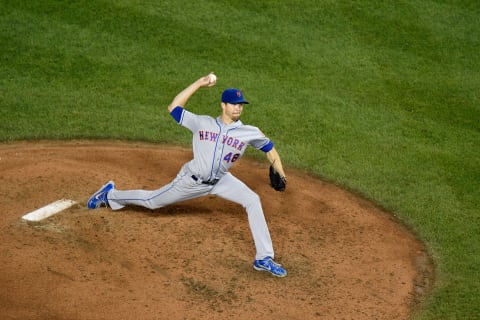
xmin=87 ymin=73 xmax=288 ymax=277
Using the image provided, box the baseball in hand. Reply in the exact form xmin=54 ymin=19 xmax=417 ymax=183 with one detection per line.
xmin=208 ymin=73 xmax=217 ymax=85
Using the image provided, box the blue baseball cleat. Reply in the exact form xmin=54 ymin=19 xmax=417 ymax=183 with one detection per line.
xmin=253 ymin=256 xmax=287 ymax=277
xmin=87 ymin=181 xmax=115 ymax=209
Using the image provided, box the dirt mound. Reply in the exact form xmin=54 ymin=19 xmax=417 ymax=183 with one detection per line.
xmin=0 ymin=141 xmax=432 ymax=319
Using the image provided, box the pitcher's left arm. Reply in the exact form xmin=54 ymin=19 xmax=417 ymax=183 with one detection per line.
xmin=266 ymin=147 xmax=286 ymax=179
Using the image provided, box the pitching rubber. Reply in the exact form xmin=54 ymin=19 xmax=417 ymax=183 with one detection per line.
xmin=22 ymin=199 xmax=77 ymax=222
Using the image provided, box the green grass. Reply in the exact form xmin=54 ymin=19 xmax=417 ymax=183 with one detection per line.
xmin=1 ymin=0 xmax=479 ymax=318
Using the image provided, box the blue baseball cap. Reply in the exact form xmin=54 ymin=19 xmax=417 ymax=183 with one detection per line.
xmin=221 ymin=88 xmax=250 ymax=104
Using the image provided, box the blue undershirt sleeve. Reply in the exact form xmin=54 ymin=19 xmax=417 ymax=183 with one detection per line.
xmin=260 ymin=141 xmax=274 ymax=152
xmin=170 ymin=106 xmax=184 ymax=123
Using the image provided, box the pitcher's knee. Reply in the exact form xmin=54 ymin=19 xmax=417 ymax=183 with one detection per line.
xmin=242 ymin=192 xmax=261 ymax=208
xmin=143 ymin=200 xmax=159 ymax=210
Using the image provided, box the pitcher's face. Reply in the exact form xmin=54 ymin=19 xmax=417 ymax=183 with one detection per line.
xmin=221 ymin=102 xmax=244 ymax=123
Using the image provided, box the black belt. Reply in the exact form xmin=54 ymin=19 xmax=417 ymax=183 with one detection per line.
xmin=191 ymin=175 xmax=219 ymax=185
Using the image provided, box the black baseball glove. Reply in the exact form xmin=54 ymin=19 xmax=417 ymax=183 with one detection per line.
xmin=269 ymin=165 xmax=287 ymax=191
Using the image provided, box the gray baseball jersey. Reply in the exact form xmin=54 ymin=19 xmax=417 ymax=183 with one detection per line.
xmin=172 ymin=106 xmax=274 ymax=181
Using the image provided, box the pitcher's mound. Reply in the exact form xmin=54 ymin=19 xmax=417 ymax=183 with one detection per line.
xmin=0 ymin=141 xmax=432 ymax=319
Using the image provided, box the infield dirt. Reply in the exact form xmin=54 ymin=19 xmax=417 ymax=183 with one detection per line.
xmin=0 ymin=141 xmax=433 ymax=319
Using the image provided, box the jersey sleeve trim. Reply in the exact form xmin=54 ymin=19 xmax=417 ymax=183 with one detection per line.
xmin=170 ymin=106 xmax=184 ymax=123
xmin=260 ymin=141 xmax=274 ymax=152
